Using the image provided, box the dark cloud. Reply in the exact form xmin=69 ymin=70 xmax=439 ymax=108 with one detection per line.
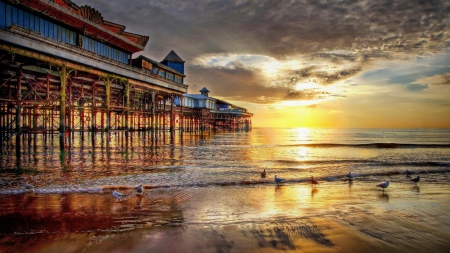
xmin=285 ymin=89 xmax=329 ymax=100
xmin=188 ymin=65 xmax=289 ymax=104
xmin=75 ymin=0 xmax=450 ymax=105
xmin=77 ymin=0 xmax=450 ymax=59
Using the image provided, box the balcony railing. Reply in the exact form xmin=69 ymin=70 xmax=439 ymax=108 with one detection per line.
xmin=5 ymin=24 xmax=188 ymax=90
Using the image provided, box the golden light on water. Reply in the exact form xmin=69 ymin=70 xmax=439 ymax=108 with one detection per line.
xmin=294 ymin=127 xmax=311 ymax=161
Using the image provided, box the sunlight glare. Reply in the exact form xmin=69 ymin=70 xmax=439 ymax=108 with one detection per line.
xmin=294 ymin=81 xmax=321 ymax=91
xmin=295 ymin=128 xmax=311 ymax=161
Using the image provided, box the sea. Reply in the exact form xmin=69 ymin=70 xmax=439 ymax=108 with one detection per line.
xmin=1 ymin=128 xmax=450 ymax=252
xmin=1 ymin=128 xmax=449 ymax=192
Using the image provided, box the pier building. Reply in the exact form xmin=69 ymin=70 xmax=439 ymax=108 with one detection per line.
xmin=0 ymin=0 xmax=252 ymax=144
xmin=176 ymin=87 xmax=253 ymax=131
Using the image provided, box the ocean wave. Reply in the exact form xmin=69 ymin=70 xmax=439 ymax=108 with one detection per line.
xmin=0 ymin=187 xmax=103 ymax=195
xmin=2 ymin=167 xmax=450 ymax=195
xmin=271 ymin=160 xmax=450 ymax=167
xmin=280 ymin=143 xmax=450 ymax=148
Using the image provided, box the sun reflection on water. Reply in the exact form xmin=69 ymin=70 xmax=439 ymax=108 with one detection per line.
xmin=295 ymin=128 xmax=311 ymax=162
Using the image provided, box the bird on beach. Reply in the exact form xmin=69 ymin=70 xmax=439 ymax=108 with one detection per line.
xmin=376 ymin=181 xmax=390 ymax=192
xmin=347 ymin=172 xmax=355 ymax=180
xmin=112 ymin=190 xmax=126 ymax=198
xmin=136 ymin=184 xmax=144 ymax=194
xmin=410 ymin=176 xmax=420 ymax=183
xmin=24 ymin=182 xmax=34 ymax=190
xmin=310 ymin=176 xmax=319 ymax=187
xmin=406 ymin=170 xmax=413 ymax=177
xmin=261 ymin=169 xmax=267 ymax=178
xmin=274 ymin=175 xmax=285 ymax=184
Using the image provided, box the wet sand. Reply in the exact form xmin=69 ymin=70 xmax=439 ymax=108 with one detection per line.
xmin=1 ymin=175 xmax=450 ymax=253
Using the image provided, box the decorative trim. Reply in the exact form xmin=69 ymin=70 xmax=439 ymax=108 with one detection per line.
xmin=77 ymin=6 xmax=103 ymax=25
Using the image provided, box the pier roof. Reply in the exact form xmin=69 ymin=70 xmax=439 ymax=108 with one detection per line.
xmin=184 ymin=94 xmax=214 ymax=100
xmin=135 ymin=55 xmax=186 ymax=77
xmin=7 ymin=0 xmax=148 ymax=53
xmin=214 ymin=98 xmax=232 ymax=105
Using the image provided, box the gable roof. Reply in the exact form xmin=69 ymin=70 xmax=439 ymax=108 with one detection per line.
xmin=162 ymin=50 xmax=185 ymax=63
xmin=199 ymin=87 xmax=210 ymax=92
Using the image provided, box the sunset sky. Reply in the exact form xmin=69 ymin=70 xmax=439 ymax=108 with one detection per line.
xmin=77 ymin=0 xmax=450 ymax=128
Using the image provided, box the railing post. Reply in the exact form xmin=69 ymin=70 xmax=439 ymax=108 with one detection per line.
xmin=105 ymin=76 xmax=111 ymax=131
xmin=15 ymin=66 xmax=22 ymax=134
xmin=59 ymin=65 xmax=68 ymax=135
xmin=170 ymin=94 xmax=175 ymax=136
xmin=125 ymin=80 xmax=130 ymax=132
xmin=180 ymin=96 xmax=184 ymax=133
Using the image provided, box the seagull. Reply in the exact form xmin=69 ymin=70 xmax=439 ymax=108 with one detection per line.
xmin=136 ymin=185 xmax=144 ymax=194
xmin=410 ymin=176 xmax=420 ymax=183
xmin=310 ymin=176 xmax=319 ymax=187
xmin=24 ymin=182 xmax=34 ymax=189
xmin=112 ymin=190 xmax=126 ymax=198
xmin=347 ymin=172 xmax=355 ymax=180
xmin=376 ymin=181 xmax=390 ymax=192
xmin=274 ymin=175 xmax=285 ymax=184
xmin=261 ymin=169 xmax=267 ymax=178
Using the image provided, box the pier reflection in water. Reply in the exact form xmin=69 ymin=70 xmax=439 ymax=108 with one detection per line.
xmin=1 ymin=131 xmax=213 ymax=189
xmin=0 ymin=191 xmax=183 ymax=234
xmin=1 ymin=128 xmax=450 ymax=252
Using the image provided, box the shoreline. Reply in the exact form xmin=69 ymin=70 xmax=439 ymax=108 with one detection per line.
xmin=1 ymin=177 xmax=450 ymax=252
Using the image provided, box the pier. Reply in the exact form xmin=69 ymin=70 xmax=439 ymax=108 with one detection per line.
xmin=0 ymin=0 xmax=252 ymax=148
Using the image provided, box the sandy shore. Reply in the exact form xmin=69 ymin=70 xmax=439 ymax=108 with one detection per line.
xmin=1 ymin=175 xmax=450 ymax=253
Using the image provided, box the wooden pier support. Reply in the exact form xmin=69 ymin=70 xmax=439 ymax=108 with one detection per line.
xmin=0 ymin=52 xmax=251 ymax=142
xmin=59 ymin=65 xmax=68 ymax=135
xmin=15 ymin=66 xmax=22 ymax=135
xmin=105 ymin=76 xmax=111 ymax=131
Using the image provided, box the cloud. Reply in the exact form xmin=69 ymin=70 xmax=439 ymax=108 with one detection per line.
xmin=191 ymin=52 xmax=361 ymax=103
xmin=411 ymin=73 xmax=450 ymax=86
xmin=406 ymin=83 xmax=429 ymax=92
xmin=75 ymin=0 xmax=450 ymax=110
xmin=77 ymin=0 xmax=450 ymax=58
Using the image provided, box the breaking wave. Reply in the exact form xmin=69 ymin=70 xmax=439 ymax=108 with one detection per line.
xmin=2 ymin=167 xmax=450 ymax=195
xmin=281 ymin=143 xmax=450 ymax=148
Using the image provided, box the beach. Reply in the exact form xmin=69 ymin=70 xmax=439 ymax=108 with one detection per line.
xmin=1 ymin=128 xmax=450 ymax=252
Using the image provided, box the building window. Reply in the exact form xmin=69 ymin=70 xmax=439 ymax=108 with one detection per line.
xmin=158 ymin=69 xmax=165 ymax=78
xmin=175 ymin=75 xmax=182 ymax=84
xmin=166 ymin=72 xmax=174 ymax=81
xmin=0 ymin=2 xmax=131 ymax=64
xmin=0 ymin=3 xmax=76 ymax=45
xmin=83 ymin=36 xmax=129 ymax=64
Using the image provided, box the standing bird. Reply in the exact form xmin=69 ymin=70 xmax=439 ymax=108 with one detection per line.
xmin=410 ymin=176 xmax=420 ymax=183
xmin=310 ymin=176 xmax=319 ymax=187
xmin=136 ymin=184 xmax=144 ymax=194
xmin=112 ymin=190 xmax=126 ymax=198
xmin=24 ymin=182 xmax=34 ymax=190
xmin=274 ymin=175 xmax=285 ymax=184
xmin=376 ymin=181 xmax=390 ymax=192
xmin=347 ymin=172 xmax=355 ymax=180
xmin=261 ymin=169 xmax=267 ymax=178
xmin=405 ymin=170 xmax=413 ymax=177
